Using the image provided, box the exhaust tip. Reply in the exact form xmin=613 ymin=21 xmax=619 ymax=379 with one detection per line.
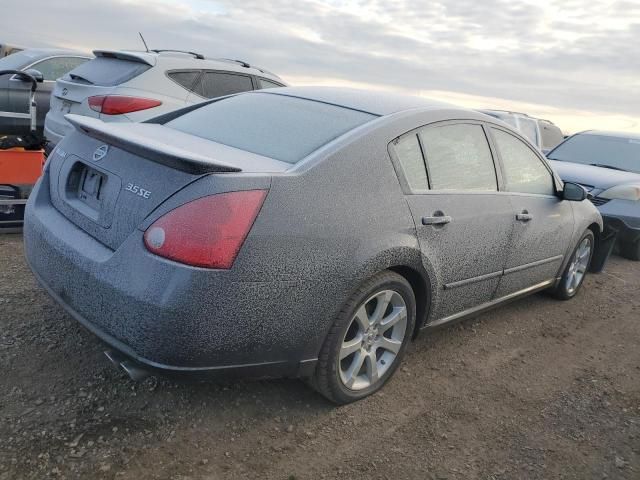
xmin=120 ymin=360 xmax=151 ymax=382
xmin=104 ymin=350 xmax=151 ymax=382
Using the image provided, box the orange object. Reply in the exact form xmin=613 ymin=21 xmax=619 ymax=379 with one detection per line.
xmin=0 ymin=148 xmax=45 ymax=187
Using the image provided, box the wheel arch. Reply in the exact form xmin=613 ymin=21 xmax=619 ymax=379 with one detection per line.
xmin=387 ymin=264 xmax=432 ymax=337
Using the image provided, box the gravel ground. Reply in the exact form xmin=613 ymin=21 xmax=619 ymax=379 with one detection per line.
xmin=1 ymin=232 xmax=639 ymax=480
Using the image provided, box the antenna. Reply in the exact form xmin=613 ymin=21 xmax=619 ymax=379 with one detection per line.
xmin=138 ymin=32 xmax=149 ymax=52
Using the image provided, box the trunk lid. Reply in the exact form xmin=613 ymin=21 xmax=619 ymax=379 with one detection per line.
xmin=47 ymin=118 xmax=290 ymax=250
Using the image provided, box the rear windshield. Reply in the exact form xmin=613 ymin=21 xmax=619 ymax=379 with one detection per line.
xmin=165 ymin=93 xmax=378 ymax=164
xmin=548 ymin=134 xmax=640 ymax=174
xmin=63 ymin=56 xmax=150 ymax=86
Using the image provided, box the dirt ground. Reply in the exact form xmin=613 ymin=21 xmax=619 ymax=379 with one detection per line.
xmin=1 ymin=232 xmax=639 ymax=480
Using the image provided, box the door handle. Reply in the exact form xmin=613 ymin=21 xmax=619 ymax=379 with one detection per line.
xmin=516 ymin=211 xmax=533 ymax=222
xmin=422 ymin=214 xmax=452 ymax=226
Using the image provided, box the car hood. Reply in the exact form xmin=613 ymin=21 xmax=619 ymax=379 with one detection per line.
xmin=547 ymin=159 xmax=640 ymax=194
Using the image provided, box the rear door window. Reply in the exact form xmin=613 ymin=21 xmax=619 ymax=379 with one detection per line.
xmin=194 ymin=71 xmax=254 ymax=98
xmin=390 ymin=133 xmax=429 ymax=192
xmin=491 ymin=128 xmax=555 ymax=195
xmin=419 ymin=123 xmax=497 ymax=191
xmin=64 ymin=57 xmax=150 ymax=86
xmin=31 ymin=56 xmax=88 ymax=81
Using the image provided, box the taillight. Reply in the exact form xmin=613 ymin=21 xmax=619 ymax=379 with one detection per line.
xmin=143 ymin=190 xmax=267 ymax=269
xmin=88 ymin=95 xmax=162 ymax=115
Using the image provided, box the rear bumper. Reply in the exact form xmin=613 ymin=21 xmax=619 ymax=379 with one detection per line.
xmin=23 ymin=176 xmax=322 ymax=379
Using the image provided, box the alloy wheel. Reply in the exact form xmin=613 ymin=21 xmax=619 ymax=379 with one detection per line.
xmin=338 ymin=290 xmax=408 ymax=391
xmin=565 ymin=237 xmax=592 ymax=295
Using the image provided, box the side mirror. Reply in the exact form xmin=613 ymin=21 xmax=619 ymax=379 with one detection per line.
xmin=23 ymin=68 xmax=44 ymax=83
xmin=563 ymin=182 xmax=587 ymax=202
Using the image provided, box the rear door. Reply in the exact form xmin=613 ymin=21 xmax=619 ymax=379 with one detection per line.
xmin=489 ymin=126 xmax=574 ymax=297
xmin=391 ymin=121 xmax=515 ymax=322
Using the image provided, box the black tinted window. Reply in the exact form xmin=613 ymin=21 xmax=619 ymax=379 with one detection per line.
xmin=391 ymin=133 xmax=428 ymax=191
xmin=420 ymin=124 xmax=497 ymax=191
xmin=548 ymin=133 xmax=640 ymax=174
xmin=168 ymin=71 xmax=200 ymax=92
xmin=195 ymin=71 xmax=254 ymax=99
xmin=492 ymin=128 xmax=555 ymax=195
xmin=32 ymin=57 xmax=88 ymax=81
xmin=64 ymin=57 xmax=150 ymax=86
xmin=166 ymin=93 xmax=377 ymax=164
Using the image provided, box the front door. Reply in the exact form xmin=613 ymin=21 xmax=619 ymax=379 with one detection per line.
xmin=390 ymin=121 xmax=515 ymax=322
xmin=488 ymin=127 xmax=575 ymax=297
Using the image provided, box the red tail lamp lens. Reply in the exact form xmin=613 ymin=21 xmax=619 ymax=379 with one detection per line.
xmin=144 ymin=190 xmax=268 ymax=269
xmin=88 ymin=95 xmax=162 ymax=115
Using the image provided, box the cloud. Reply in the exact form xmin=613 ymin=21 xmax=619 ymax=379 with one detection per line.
xmin=2 ymin=0 xmax=639 ymax=131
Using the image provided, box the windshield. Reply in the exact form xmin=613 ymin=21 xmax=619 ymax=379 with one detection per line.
xmin=548 ymin=134 xmax=640 ymax=174
xmin=0 ymin=50 xmax=42 ymax=70
xmin=165 ymin=92 xmax=378 ymax=164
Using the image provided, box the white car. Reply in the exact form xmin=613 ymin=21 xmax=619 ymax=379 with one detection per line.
xmin=480 ymin=110 xmax=565 ymax=154
xmin=44 ymin=49 xmax=286 ymax=149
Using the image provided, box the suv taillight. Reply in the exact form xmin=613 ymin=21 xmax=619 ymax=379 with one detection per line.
xmin=143 ymin=190 xmax=267 ymax=269
xmin=88 ymin=95 xmax=162 ymax=115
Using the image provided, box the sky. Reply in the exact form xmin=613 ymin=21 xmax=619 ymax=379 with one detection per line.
xmin=2 ymin=0 xmax=640 ymax=133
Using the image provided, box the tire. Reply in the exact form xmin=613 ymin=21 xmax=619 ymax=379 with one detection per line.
xmin=552 ymin=230 xmax=595 ymax=300
xmin=311 ymin=271 xmax=416 ymax=405
xmin=619 ymin=239 xmax=640 ymax=261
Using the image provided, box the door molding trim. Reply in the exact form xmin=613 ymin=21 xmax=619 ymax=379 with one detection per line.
xmin=425 ymin=279 xmax=555 ymax=329
xmin=444 ymin=270 xmax=502 ymax=290
xmin=503 ymin=255 xmax=563 ymax=275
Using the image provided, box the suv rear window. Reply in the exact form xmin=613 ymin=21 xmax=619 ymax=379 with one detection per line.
xmin=167 ymin=70 xmax=200 ymax=92
xmin=165 ymin=93 xmax=378 ymax=164
xmin=64 ymin=57 xmax=150 ymax=86
xmin=193 ymin=71 xmax=254 ymax=99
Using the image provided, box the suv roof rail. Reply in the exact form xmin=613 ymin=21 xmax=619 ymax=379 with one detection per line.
xmin=220 ymin=58 xmax=251 ymax=68
xmin=151 ymin=49 xmax=205 ymax=60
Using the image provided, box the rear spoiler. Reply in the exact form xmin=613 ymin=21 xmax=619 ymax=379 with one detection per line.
xmin=93 ymin=50 xmax=155 ymax=66
xmin=65 ymin=114 xmax=241 ymax=174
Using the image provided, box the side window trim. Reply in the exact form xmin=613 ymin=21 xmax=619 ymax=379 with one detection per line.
xmin=415 ymin=131 xmax=432 ymax=189
xmin=487 ymin=125 xmax=560 ymax=197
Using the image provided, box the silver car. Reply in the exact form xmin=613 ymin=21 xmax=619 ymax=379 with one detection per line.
xmin=25 ymin=87 xmax=605 ymax=404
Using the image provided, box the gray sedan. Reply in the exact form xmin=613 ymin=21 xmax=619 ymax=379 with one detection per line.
xmin=24 ymin=87 xmax=604 ymax=403
xmin=0 ymin=48 xmax=89 ymax=135
xmin=548 ymin=130 xmax=640 ymax=260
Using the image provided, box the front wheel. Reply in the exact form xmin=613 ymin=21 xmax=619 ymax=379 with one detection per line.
xmin=312 ymin=271 xmax=416 ymax=404
xmin=552 ymin=230 xmax=594 ymax=300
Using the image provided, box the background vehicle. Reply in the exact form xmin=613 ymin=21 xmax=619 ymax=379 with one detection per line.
xmin=0 ymin=42 xmax=24 ymax=58
xmin=44 ymin=49 xmax=287 ymax=150
xmin=547 ymin=130 xmax=640 ymax=260
xmin=25 ymin=87 xmax=604 ymax=404
xmin=481 ymin=110 xmax=564 ymax=153
xmin=0 ymin=48 xmax=90 ymax=135
xmin=0 ymin=70 xmax=46 ymax=228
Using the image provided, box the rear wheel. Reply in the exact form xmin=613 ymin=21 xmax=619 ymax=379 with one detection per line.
xmin=619 ymin=239 xmax=640 ymax=261
xmin=552 ymin=230 xmax=594 ymax=300
xmin=312 ymin=271 xmax=416 ymax=404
